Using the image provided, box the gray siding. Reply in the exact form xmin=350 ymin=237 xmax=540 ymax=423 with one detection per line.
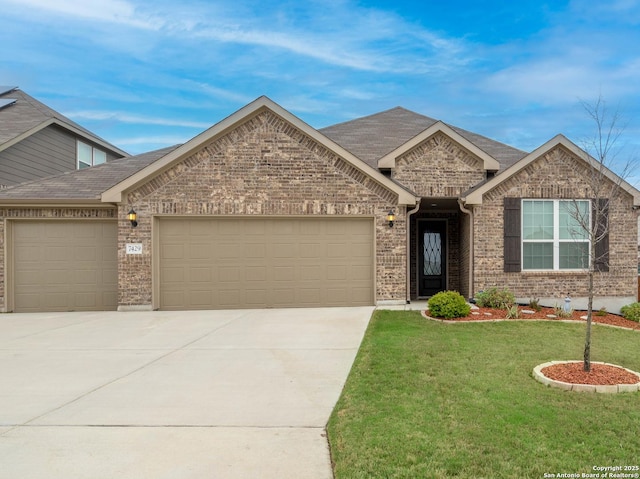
xmin=0 ymin=125 xmax=123 ymax=187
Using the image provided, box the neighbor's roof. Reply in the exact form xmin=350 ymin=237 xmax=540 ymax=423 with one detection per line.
xmin=0 ymin=145 xmax=179 ymax=202
xmin=320 ymin=107 xmax=527 ymax=170
xmin=0 ymin=87 xmax=128 ymax=156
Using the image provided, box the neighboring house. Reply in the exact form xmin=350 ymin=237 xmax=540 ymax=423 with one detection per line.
xmin=0 ymin=96 xmax=637 ymax=313
xmin=0 ymin=86 xmax=128 ymax=188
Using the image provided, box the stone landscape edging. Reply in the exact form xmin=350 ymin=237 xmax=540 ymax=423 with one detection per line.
xmin=420 ymin=310 xmax=640 ymax=332
xmin=532 ymin=361 xmax=640 ymax=393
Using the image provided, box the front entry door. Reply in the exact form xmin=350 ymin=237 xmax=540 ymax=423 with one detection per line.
xmin=418 ymin=220 xmax=447 ymax=297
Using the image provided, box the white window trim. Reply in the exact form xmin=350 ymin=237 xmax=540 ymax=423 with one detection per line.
xmin=77 ymin=140 xmax=106 ymax=169
xmin=521 ymin=199 xmax=590 ymax=271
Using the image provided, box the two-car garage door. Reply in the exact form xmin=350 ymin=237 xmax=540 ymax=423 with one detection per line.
xmin=158 ymin=217 xmax=374 ymax=310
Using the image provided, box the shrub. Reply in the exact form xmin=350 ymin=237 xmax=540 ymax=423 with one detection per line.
xmin=428 ymin=291 xmax=471 ymax=319
xmin=620 ymin=302 xmax=640 ymax=322
xmin=595 ymin=307 xmax=608 ymax=317
xmin=554 ymin=304 xmax=573 ymax=319
xmin=506 ymin=304 xmax=520 ymax=319
xmin=528 ymin=298 xmax=542 ymax=312
xmin=474 ymin=287 xmax=516 ymax=309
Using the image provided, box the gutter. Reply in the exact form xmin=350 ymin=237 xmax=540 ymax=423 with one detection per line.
xmin=458 ymin=198 xmax=474 ymax=300
xmin=406 ymin=198 xmax=422 ymax=303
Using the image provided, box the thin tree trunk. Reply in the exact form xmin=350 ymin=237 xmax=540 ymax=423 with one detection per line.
xmin=583 ymin=269 xmax=593 ymax=372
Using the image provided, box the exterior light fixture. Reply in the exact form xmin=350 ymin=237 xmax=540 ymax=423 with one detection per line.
xmin=128 ymin=208 xmax=138 ymax=227
xmin=387 ymin=209 xmax=395 ymax=228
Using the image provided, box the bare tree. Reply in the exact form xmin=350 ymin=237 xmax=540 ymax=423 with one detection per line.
xmin=567 ymin=96 xmax=635 ymax=372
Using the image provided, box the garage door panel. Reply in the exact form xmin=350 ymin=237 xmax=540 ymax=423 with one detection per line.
xmin=159 ymin=218 xmax=373 ymax=310
xmin=161 ymin=244 xmax=184 ymax=260
xmin=12 ymin=221 xmax=118 ymax=312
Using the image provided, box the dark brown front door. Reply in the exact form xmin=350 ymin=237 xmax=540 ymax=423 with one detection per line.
xmin=418 ymin=220 xmax=447 ymax=297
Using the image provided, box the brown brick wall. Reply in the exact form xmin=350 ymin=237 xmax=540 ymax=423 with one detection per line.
xmin=120 ymin=110 xmax=407 ymax=307
xmin=0 ymin=207 xmax=117 ymax=310
xmin=392 ymin=132 xmax=486 ymax=197
xmin=473 ymin=145 xmax=637 ymax=300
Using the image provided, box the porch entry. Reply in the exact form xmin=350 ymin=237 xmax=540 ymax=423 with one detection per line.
xmin=418 ymin=220 xmax=447 ymax=297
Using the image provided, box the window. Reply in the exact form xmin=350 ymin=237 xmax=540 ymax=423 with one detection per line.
xmin=77 ymin=140 xmax=107 ymax=169
xmin=522 ymin=199 xmax=590 ymax=270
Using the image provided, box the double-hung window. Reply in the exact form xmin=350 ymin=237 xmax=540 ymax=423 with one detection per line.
xmin=77 ymin=140 xmax=107 ymax=169
xmin=522 ymin=199 xmax=590 ymax=270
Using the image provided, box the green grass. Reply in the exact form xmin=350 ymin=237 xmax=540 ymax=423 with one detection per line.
xmin=328 ymin=310 xmax=640 ymax=479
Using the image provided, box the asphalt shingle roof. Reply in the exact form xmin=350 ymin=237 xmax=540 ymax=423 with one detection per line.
xmin=320 ymin=107 xmax=527 ymax=170
xmin=0 ymin=145 xmax=180 ymax=201
xmin=0 ymin=105 xmax=529 ymax=202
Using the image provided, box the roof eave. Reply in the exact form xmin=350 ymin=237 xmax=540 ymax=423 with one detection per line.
xmin=0 ymin=198 xmax=110 ymax=206
xmin=462 ymin=135 xmax=640 ymax=206
xmin=0 ymin=118 xmax=129 ymax=157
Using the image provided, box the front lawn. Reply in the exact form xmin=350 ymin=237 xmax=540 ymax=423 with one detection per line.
xmin=327 ymin=310 xmax=640 ymax=479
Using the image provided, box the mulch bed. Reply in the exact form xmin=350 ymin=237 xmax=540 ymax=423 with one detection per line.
xmin=425 ymin=305 xmax=640 ymax=331
xmin=542 ymin=362 xmax=640 ymax=385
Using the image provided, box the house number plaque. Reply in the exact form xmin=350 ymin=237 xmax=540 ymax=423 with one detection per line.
xmin=126 ymin=243 xmax=143 ymax=255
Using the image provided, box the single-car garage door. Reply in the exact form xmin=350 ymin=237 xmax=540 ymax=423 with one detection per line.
xmin=158 ymin=217 xmax=374 ymax=310
xmin=12 ymin=221 xmax=118 ymax=312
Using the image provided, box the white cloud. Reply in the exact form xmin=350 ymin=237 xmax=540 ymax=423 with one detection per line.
xmin=3 ymin=0 xmax=161 ymax=29
xmin=66 ymin=110 xmax=211 ymax=129
xmin=2 ymin=0 xmax=470 ymax=74
xmin=113 ymin=135 xmax=190 ymax=146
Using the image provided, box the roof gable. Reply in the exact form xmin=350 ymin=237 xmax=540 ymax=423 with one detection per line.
xmin=378 ymin=121 xmax=500 ymax=171
xmin=101 ymin=96 xmax=417 ymax=205
xmin=320 ymin=107 xmax=527 ymax=170
xmin=0 ymin=88 xmax=128 ymax=157
xmin=463 ymin=134 xmax=640 ymax=206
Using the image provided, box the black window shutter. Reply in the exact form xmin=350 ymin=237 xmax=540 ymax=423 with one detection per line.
xmin=504 ymin=197 xmax=521 ymax=272
xmin=593 ymin=198 xmax=609 ymax=272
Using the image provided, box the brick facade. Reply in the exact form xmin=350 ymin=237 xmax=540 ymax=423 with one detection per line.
xmin=1 ymin=100 xmax=637 ymax=312
xmin=119 ymin=110 xmax=407 ymax=308
xmin=473 ymin=145 xmax=637 ymax=300
xmin=392 ymin=132 xmax=485 ymax=197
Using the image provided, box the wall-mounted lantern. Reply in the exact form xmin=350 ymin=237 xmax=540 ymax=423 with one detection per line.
xmin=128 ymin=208 xmax=138 ymax=228
xmin=387 ymin=209 xmax=395 ymax=228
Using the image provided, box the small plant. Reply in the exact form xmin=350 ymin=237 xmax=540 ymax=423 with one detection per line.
xmin=474 ymin=287 xmax=515 ymax=309
xmin=528 ymin=298 xmax=542 ymax=312
xmin=620 ymin=302 xmax=640 ymax=322
xmin=428 ymin=291 xmax=471 ymax=319
xmin=553 ymin=304 xmax=573 ymax=319
xmin=505 ymin=304 xmax=520 ymax=319
xmin=595 ymin=307 xmax=607 ymax=317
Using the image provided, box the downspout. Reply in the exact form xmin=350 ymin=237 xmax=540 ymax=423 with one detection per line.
xmin=406 ymin=198 xmax=422 ymax=303
xmin=458 ymin=198 xmax=474 ymax=300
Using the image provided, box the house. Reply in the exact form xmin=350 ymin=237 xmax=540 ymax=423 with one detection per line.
xmin=0 ymin=96 xmax=637 ymax=313
xmin=0 ymin=86 xmax=128 ymax=188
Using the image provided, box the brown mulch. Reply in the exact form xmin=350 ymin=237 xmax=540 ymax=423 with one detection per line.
xmin=425 ymin=305 xmax=640 ymax=331
xmin=542 ymin=362 xmax=640 ymax=385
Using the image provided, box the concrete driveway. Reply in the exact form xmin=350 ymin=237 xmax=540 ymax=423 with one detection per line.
xmin=0 ymin=307 xmax=373 ymax=479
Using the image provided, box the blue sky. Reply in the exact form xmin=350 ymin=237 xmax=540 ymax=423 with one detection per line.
xmin=1 ymin=0 xmax=639 ymax=179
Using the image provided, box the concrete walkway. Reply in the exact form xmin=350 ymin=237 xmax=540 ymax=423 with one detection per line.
xmin=0 ymin=307 xmax=373 ymax=479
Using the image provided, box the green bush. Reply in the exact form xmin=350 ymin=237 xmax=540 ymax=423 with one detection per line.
xmin=595 ymin=307 xmax=608 ymax=317
xmin=528 ymin=298 xmax=542 ymax=312
xmin=474 ymin=287 xmax=516 ymax=309
xmin=428 ymin=291 xmax=471 ymax=319
xmin=620 ymin=302 xmax=640 ymax=322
